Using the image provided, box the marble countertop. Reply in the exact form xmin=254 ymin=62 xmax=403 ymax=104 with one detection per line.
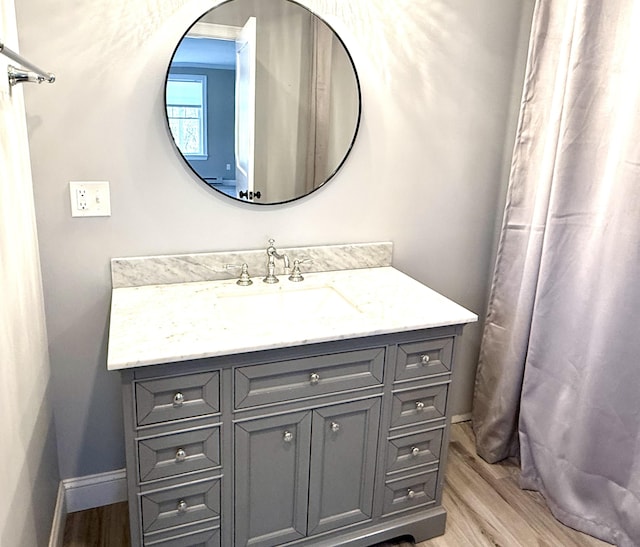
xmin=107 ymin=266 xmax=478 ymax=370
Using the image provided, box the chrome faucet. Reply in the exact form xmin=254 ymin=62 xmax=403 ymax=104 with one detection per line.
xmin=264 ymin=238 xmax=290 ymax=283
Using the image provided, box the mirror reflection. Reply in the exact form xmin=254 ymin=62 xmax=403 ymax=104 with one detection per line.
xmin=166 ymin=0 xmax=361 ymax=204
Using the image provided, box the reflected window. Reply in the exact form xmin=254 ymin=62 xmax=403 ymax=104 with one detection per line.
xmin=166 ymin=75 xmax=208 ymax=159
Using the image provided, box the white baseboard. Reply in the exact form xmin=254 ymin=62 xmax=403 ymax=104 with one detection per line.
xmin=48 ymin=481 xmax=67 ymax=547
xmin=63 ymin=468 xmax=127 ymax=513
xmin=49 ymin=469 xmax=127 ymax=544
xmin=452 ymin=412 xmax=472 ymax=424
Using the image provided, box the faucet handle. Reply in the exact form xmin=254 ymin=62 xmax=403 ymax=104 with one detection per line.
xmin=225 ymin=263 xmax=253 ymax=286
xmin=288 ymin=258 xmax=312 ymax=282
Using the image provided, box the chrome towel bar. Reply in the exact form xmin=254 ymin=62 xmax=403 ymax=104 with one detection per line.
xmin=0 ymin=40 xmax=55 ymax=86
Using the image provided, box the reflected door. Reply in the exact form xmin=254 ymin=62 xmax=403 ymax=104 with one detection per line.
xmin=235 ymin=16 xmax=257 ymax=201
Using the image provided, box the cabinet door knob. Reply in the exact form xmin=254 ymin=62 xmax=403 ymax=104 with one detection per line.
xmin=330 ymin=422 xmax=340 ymax=433
xmin=175 ymin=448 xmax=187 ymax=462
xmin=415 ymin=401 xmax=425 ymax=411
xmin=283 ymin=431 xmax=294 ymax=443
xmin=177 ymin=499 xmax=188 ymax=513
xmin=309 ymin=373 xmax=320 ymax=385
xmin=411 ymin=446 xmax=420 ymax=457
xmin=173 ymin=392 xmax=185 ymax=407
xmin=420 ymin=354 xmax=430 ymax=365
xmin=407 ymin=489 xmax=416 ymax=500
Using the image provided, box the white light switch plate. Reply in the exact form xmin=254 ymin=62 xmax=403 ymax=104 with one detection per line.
xmin=69 ymin=181 xmax=111 ymax=217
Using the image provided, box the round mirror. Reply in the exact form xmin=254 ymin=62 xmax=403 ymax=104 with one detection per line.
xmin=165 ymin=0 xmax=361 ymax=205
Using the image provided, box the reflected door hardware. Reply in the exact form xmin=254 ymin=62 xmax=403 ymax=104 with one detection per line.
xmin=239 ymin=190 xmax=261 ymax=200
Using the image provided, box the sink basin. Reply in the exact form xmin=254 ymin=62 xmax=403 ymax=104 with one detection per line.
xmin=107 ymin=266 xmax=479 ymax=369
xmin=214 ymin=285 xmax=360 ymax=324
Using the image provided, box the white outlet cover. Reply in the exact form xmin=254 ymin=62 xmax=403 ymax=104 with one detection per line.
xmin=69 ymin=181 xmax=111 ymax=217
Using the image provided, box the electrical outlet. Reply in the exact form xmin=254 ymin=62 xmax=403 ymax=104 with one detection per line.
xmin=69 ymin=181 xmax=111 ymax=217
xmin=76 ymin=188 xmax=88 ymax=210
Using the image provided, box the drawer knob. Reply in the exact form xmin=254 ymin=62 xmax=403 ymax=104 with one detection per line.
xmin=407 ymin=489 xmax=416 ymax=500
xmin=177 ymin=499 xmax=188 ymax=514
xmin=310 ymin=373 xmax=320 ymax=385
xmin=330 ymin=422 xmax=340 ymax=433
xmin=175 ymin=448 xmax=187 ymax=462
xmin=173 ymin=392 xmax=185 ymax=407
xmin=420 ymin=354 xmax=430 ymax=365
xmin=283 ymin=431 xmax=294 ymax=443
xmin=415 ymin=401 xmax=425 ymax=411
xmin=411 ymin=446 xmax=420 ymax=457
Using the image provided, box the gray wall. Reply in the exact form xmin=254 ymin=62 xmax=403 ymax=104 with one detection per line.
xmin=16 ymin=0 xmax=533 ymax=480
xmin=1 ymin=0 xmax=60 ymax=543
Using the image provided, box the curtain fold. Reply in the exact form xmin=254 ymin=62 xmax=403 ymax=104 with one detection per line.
xmin=305 ymin=17 xmax=334 ymax=193
xmin=473 ymin=1 xmax=640 ymax=545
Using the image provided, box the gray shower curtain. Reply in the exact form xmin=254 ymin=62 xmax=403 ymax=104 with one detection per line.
xmin=472 ymin=1 xmax=640 ymax=545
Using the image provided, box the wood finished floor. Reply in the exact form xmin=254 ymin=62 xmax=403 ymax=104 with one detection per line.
xmin=62 ymin=423 xmax=612 ymax=547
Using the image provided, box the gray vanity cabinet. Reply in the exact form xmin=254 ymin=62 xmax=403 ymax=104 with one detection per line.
xmin=234 ymin=398 xmax=381 ymax=546
xmin=120 ymin=326 xmax=464 ymax=547
xmin=234 ymin=411 xmax=312 ymax=547
xmin=307 ymin=398 xmax=381 ymax=536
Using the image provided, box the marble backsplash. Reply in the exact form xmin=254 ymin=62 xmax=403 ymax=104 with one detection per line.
xmin=111 ymin=242 xmax=393 ymax=288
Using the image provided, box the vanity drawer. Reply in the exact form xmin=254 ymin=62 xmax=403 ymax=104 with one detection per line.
xmin=386 ymin=427 xmax=443 ymax=474
xmin=389 ymin=383 xmax=448 ymax=429
xmin=394 ymin=338 xmax=453 ymax=382
xmin=234 ymin=347 xmax=385 ymax=409
xmin=141 ymin=478 xmax=220 ymax=535
xmin=382 ymin=470 xmax=438 ymax=516
xmin=138 ymin=426 xmax=221 ymax=483
xmin=135 ymin=372 xmax=220 ymax=427
xmin=144 ymin=526 xmax=220 ymax=547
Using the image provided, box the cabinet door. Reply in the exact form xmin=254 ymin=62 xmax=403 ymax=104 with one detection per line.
xmin=307 ymin=398 xmax=381 ymax=536
xmin=234 ymin=411 xmax=312 ymax=547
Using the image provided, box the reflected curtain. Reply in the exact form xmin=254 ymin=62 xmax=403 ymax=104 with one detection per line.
xmin=304 ymin=17 xmax=333 ymax=193
xmin=473 ymin=1 xmax=640 ymax=545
